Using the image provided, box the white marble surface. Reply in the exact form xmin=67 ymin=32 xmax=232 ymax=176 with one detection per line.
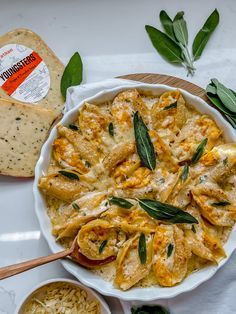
xmin=0 ymin=0 xmax=236 ymax=313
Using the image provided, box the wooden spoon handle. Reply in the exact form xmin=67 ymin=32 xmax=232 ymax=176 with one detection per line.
xmin=0 ymin=248 xmax=72 ymax=280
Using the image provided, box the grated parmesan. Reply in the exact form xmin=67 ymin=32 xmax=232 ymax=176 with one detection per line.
xmin=21 ymin=282 xmax=100 ymax=314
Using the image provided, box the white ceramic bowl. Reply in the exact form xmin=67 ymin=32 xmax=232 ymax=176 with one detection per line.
xmin=33 ymin=82 xmax=236 ymax=301
xmin=15 ymin=278 xmax=111 ymax=314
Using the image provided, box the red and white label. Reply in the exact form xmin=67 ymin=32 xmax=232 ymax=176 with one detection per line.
xmin=0 ymin=44 xmax=50 ymax=103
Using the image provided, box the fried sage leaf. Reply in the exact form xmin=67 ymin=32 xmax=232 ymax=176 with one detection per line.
xmin=163 ymin=101 xmax=177 ymax=110
xmin=131 ymin=305 xmax=170 ymax=314
xmin=72 ymin=203 xmax=80 ymax=210
xmin=192 ymin=9 xmax=220 ymax=61
xmin=167 ymin=243 xmax=174 ymax=258
xmin=109 ymin=196 xmax=133 ymax=209
xmin=138 ymin=199 xmax=198 ymax=224
xmin=133 ymin=111 xmax=156 ymax=170
xmin=173 ymin=13 xmax=188 ymax=46
xmin=68 ymin=124 xmax=79 ymax=131
xmin=99 ymin=240 xmax=107 ymax=254
xmin=58 ymin=170 xmax=80 ymax=180
xmin=108 ymin=122 xmax=114 ymax=136
xmin=181 ymin=164 xmax=189 ymax=182
xmin=145 ymin=25 xmax=183 ymax=63
xmin=138 ymin=233 xmax=147 ymax=264
xmin=61 ymin=52 xmax=83 ymax=100
xmin=211 ymin=201 xmax=231 ymax=206
xmin=159 ymin=10 xmax=176 ymax=41
xmin=191 ymin=138 xmax=208 ymax=164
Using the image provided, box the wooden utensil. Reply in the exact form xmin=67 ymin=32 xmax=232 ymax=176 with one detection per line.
xmin=0 ymin=238 xmax=115 ymax=280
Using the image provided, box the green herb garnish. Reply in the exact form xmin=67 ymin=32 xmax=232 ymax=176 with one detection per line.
xmin=131 ymin=305 xmax=170 ymax=314
xmin=192 ymin=225 xmax=196 ymax=233
xmin=138 ymin=199 xmax=198 ymax=224
xmin=138 ymin=233 xmax=147 ymax=264
xmin=167 ymin=243 xmax=174 ymax=258
xmin=211 ymin=201 xmax=231 ymax=206
xmin=68 ymin=124 xmax=79 ymax=131
xmin=85 ymin=161 xmax=91 ymax=168
xmin=108 ymin=122 xmax=114 ymax=137
xmin=146 ymin=9 xmax=219 ymax=76
xmin=191 ymin=138 xmax=208 ymax=164
xmin=61 ymin=52 xmax=83 ymax=100
xmin=109 ymin=196 xmax=133 ymax=209
xmin=99 ymin=240 xmax=107 ymax=254
xmin=72 ymin=203 xmax=80 ymax=210
xmin=163 ymin=101 xmax=177 ymax=110
xmin=181 ymin=164 xmax=189 ymax=182
xmin=133 ymin=111 xmax=156 ymax=170
xmin=58 ymin=170 xmax=79 ymax=180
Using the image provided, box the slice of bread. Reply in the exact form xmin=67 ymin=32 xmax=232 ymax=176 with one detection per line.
xmin=0 ymin=99 xmax=56 ymax=177
xmin=0 ymin=28 xmax=65 ymax=115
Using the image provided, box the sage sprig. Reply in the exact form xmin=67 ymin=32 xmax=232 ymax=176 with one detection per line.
xmin=206 ymin=79 xmax=236 ymax=128
xmin=133 ymin=111 xmax=156 ymax=170
xmin=109 ymin=196 xmax=133 ymax=209
xmin=138 ymin=199 xmax=198 ymax=224
xmin=146 ymin=9 xmax=219 ymax=76
xmin=61 ymin=52 xmax=83 ymax=100
xmin=138 ymin=233 xmax=147 ymax=264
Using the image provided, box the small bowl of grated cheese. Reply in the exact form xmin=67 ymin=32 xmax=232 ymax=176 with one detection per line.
xmin=15 ymin=278 xmax=111 ymax=314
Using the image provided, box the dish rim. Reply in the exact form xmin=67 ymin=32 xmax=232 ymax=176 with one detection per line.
xmin=33 ymin=81 xmax=236 ymax=301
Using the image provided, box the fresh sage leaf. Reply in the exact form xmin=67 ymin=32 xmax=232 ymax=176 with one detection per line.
xmin=211 ymin=79 xmax=236 ymax=113
xmin=68 ymin=124 xmax=79 ymax=131
xmin=225 ymin=115 xmax=236 ymax=128
xmin=181 ymin=164 xmax=189 ymax=182
xmin=173 ymin=11 xmax=184 ymax=21
xmin=206 ymin=89 xmax=236 ymax=117
xmin=167 ymin=243 xmax=174 ymax=258
xmin=133 ymin=111 xmax=156 ymax=170
xmin=131 ymin=305 xmax=170 ymax=314
xmin=192 ymin=225 xmax=196 ymax=233
xmin=61 ymin=52 xmax=83 ymax=100
xmin=173 ymin=13 xmax=188 ymax=46
xmin=58 ymin=170 xmax=79 ymax=180
xmin=72 ymin=203 xmax=80 ymax=210
xmin=163 ymin=101 xmax=177 ymax=110
xmin=192 ymin=9 xmax=219 ymax=61
xmin=138 ymin=233 xmax=147 ymax=264
xmin=109 ymin=196 xmax=133 ymax=209
xmin=211 ymin=201 xmax=231 ymax=206
xmin=99 ymin=240 xmax=107 ymax=254
xmin=159 ymin=10 xmax=176 ymax=41
xmin=108 ymin=122 xmax=114 ymax=136
xmin=138 ymin=199 xmax=198 ymax=224
xmin=145 ymin=25 xmax=183 ymax=63
xmin=191 ymin=138 xmax=208 ymax=164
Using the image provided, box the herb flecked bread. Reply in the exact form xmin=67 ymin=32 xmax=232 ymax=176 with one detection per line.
xmin=0 ymin=28 xmax=65 ymax=115
xmin=0 ymin=99 xmax=56 ymax=177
